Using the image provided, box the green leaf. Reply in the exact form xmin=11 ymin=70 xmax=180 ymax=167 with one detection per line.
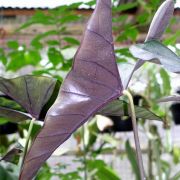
xmin=24 ymin=50 xmax=41 ymax=65
xmin=7 ymin=41 xmax=19 ymax=50
xmin=0 ymin=48 xmax=7 ymax=65
xmin=159 ymin=69 xmax=171 ymax=96
xmin=113 ymin=2 xmax=138 ymax=12
xmin=7 ymin=50 xmax=25 ymax=71
xmin=125 ymin=140 xmax=140 ymax=180
xmin=0 ymin=107 xmax=30 ymax=123
xmin=48 ymin=47 xmax=64 ymax=66
xmin=63 ymin=37 xmax=80 ymax=45
xmin=0 ymin=75 xmax=60 ymax=119
xmin=98 ymin=100 xmax=162 ymax=121
xmin=129 ymin=40 xmax=180 ymax=73
xmin=46 ymin=40 xmax=60 ymax=46
xmin=7 ymin=47 xmax=41 ymax=71
xmin=87 ymin=159 xmax=120 ymax=180
xmin=0 ymin=165 xmax=16 ymax=180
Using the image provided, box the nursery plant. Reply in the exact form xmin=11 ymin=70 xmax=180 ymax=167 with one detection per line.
xmin=0 ymin=0 xmax=180 ymax=180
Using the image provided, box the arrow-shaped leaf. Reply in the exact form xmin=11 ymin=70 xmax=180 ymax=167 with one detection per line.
xmin=145 ymin=0 xmax=174 ymax=41
xmin=99 ymin=100 xmax=162 ymax=121
xmin=20 ymin=0 xmax=123 ymax=179
xmin=129 ymin=40 xmax=180 ymax=73
xmin=0 ymin=75 xmax=59 ymax=119
xmin=125 ymin=0 xmax=174 ymax=88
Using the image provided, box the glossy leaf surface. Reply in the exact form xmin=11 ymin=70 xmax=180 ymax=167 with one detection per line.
xmin=0 ymin=75 xmax=59 ymax=119
xmin=130 ymin=40 xmax=180 ymax=73
xmin=20 ymin=0 xmax=123 ymax=179
xmin=99 ymin=100 xmax=162 ymax=121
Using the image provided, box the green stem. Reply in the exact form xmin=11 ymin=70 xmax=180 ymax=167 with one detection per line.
xmin=82 ymin=126 xmax=87 ymax=180
xmin=20 ymin=117 xmax=36 ymax=169
xmin=123 ymin=90 xmax=146 ymax=180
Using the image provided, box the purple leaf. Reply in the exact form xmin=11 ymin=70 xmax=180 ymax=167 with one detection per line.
xmin=0 ymin=107 xmax=31 ymax=123
xmin=125 ymin=0 xmax=174 ymax=88
xmin=1 ymin=143 xmax=23 ymax=164
xmin=0 ymin=75 xmax=59 ymax=119
xmin=20 ymin=0 xmax=123 ymax=179
xmin=145 ymin=0 xmax=174 ymax=41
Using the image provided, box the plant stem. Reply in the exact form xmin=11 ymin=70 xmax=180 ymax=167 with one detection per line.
xmin=20 ymin=117 xmax=36 ymax=169
xmin=82 ymin=126 xmax=87 ymax=180
xmin=123 ymin=90 xmax=146 ymax=180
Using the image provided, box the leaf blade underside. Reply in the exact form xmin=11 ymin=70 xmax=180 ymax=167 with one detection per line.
xmin=129 ymin=40 xmax=180 ymax=73
xmin=125 ymin=0 xmax=174 ymax=88
xmin=20 ymin=0 xmax=123 ymax=179
xmin=0 ymin=75 xmax=58 ymax=119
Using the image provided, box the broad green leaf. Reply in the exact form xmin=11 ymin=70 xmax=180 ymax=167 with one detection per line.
xmin=24 ymin=50 xmax=41 ymax=65
xmin=113 ymin=2 xmax=138 ymax=12
xmin=87 ymin=159 xmax=120 ymax=180
xmin=7 ymin=48 xmax=41 ymax=71
xmin=125 ymin=140 xmax=140 ymax=180
xmin=98 ymin=100 xmax=162 ymax=121
xmin=0 ymin=107 xmax=30 ymax=123
xmin=0 ymin=165 xmax=15 ymax=180
xmin=63 ymin=37 xmax=80 ymax=45
xmin=17 ymin=11 xmax=55 ymax=31
xmin=0 ymin=48 xmax=7 ymax=65
xmin=129 ymin=40 xmax=180 ymax=73
xmin=7 ymin=41 xmax=19 ymax=50
xmin=0 ymin=75 xmax=60 ymax=119
xmin=48 ymin=47 xmax=64 ymax=66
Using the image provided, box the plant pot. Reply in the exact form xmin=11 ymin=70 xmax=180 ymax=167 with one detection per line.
xmin=0 ymin=122 xmax=18 ymax=135
xmin=170 ymin=103 xmax=180 ymax=125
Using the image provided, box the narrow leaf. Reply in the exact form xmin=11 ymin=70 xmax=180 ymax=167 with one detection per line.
xmin=99 ymin=100 xmax=162 ymax=121
xmin=20 ymin=0 xmax=123 ymax=179
xmin=129 ymin=40 xmax=180 ymax=73
xmin=0 ymin=107 xmax=30 ymax=123
xmin=0 ymin=75 xmax=59 ymax=119
xmin=158 ymin=95 xmax=180 ymax=103
xmin=125 ymin=140 xmax=141 ymax=180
